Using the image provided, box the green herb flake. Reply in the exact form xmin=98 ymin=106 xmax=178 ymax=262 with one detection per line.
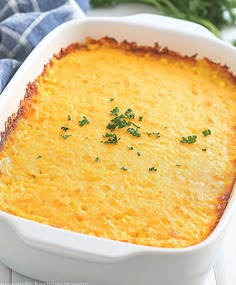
xmin=79 ymin=116 xmax=90 ymax=127
xmin=138 ymin=116 xmax=143 ymax=122
xmin=202 ymin=129 xmax=211 ymax=136
xmin=128 ymin=146 xmax=134 ymax=150
xmin=95 ymin=157 xmax=100 ymax=162
xmin=110 ymin=107 xmax=120 ymax=116
xmin=107 ymin=114 xmax=128 ymax=131
xmin=121 ymin=166 xmax=128 ymax=171
xmin=149 ymin=166 xmax=157 ymax=172
xmin=129 ymin=121 xmax=140 ymax=129
xmin=103 ymin=133 xmax=120 ymax=144
xmin=202 ymin=148 xmax=207 ymax=152
xmin=61 ymin=126 xmax=70 ymax=132
xmin=176 ymin=164 xmax=182 ymax=167
xmin=36 ymin=156 xmax=42 ymax=159
xmin=180 ymin=135 xmax=197 ymax=144
xmin=68 ymin=114 xmax=71 ymax=121
xmin=137 ymin=152 xmax=141 ymax=156
xmin=61 ymin=134 xmax=72 ymax=139
xmin=124 ymin=108 xmax=135 ymax=119
xmin=146 ymin=132 xmax=160 ymax=138
xmin=127 ymin=128 xmax=141 ymax=137
xmin=110 ymin=98 xmax=114 ymax=101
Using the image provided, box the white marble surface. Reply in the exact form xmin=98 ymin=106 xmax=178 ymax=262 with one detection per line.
xmin=0 ymin=3 xmax=235 ymax=285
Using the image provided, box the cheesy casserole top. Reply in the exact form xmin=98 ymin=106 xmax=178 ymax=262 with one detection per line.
xmin=0 ymin=37 xmax=235 ymax=248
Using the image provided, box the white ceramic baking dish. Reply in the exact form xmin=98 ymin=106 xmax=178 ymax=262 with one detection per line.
xmin=0 ymin=13 xmax=235 ymax=285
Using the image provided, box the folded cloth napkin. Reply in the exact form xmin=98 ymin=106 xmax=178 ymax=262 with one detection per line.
xmin=0 ymin=0 xmax=89 ymax=93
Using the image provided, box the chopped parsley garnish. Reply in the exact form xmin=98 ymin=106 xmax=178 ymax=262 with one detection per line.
xmin=107 ymin=107 xmax=140 ymax=133
xmin=61 ymin=126 xmax=70 ymax=132
xmin=61 ymin=134 xmax=71 ymax=139
xmin=128 ymin=146 xmax=134 ymax=150
xmin=138 ymin=116 xmax=143 ymax=121
xmin=124 ymin=108 xmax=135 ymax=119
xmin=37 ymin=156 xmax=42 ymax=159
xmin=202 ymin=148 xmax=207 ymax=151
xmin=129 ymin=121 xmax=140 ymax=129
xmin=180 ymin=135 xmax=197 ymax=144
xmin=137 ymin=151 xmax=141 ymax=156
xmin=68 ymin=114 xmax=71 ymax=121
xmin=154 ymin=132 xmax=161 ymax=138
xmin=121 ymin=166 xmax=128 ymax=171
xmin=95 ymin=157 xmax=100 ymax=162
xmin=146 ymin=132 xmax=160 ymax=138
xmin=110 ymin=98 xmax=114 ymax=101
xmin=202 ymin=129 xmax=211 ymax=136
xmin=110 ymin=107 xmax=120 ymax=116
xmin=127 ymin=128 xmax=141 ymax=137
xmin=176 ymin=164 xmax=182 ymax=167
xmin=79 ymin=116 xmax=90 ymax=127
xmin=149 ymin=166 xmax=157 ymax=172
xmin=107 ymin=114 xmax=128 ymax=131
xmin=103 ymin=133 xmax=120 ymax=144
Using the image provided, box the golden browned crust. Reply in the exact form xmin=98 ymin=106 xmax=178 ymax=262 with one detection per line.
xmin=0 ymin=82 xmax=37 ymax=151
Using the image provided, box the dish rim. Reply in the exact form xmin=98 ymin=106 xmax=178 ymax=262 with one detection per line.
xmin=0 ymin=14 xmax=235 ymax=261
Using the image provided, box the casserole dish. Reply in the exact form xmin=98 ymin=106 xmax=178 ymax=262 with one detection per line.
xmin=0 ymin=12 xmax=235 ymax=285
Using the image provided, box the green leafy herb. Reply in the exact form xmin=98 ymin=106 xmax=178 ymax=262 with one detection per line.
xmin=202 ymin=148 xmax=207 ymax=151
xmin=124 ymin=108 xmax=135 ymax=119
xmin=103 ymin=133 xmax=120 ymax=144
xmin=146 ymin=132 xmax=160 ymax=138
xmin=107 ymin=107 xmax=140 ymax=132
xmin=79 ymin=116 xmax=90 ymax=127
xmin=61 ymin=134 xmax=72 ymax=139
xmin=121 ymin=166 xmax=128 ymax=171
xmin=127 ymin=128 xmax=141 ymax=137
xmin=110 ymin=107 xmax=120 ymax=115
xmin=202 ymin=129 xmax=211 ymax=136
xmin=232 ymin=39 xmax=236 ymax=47
xmin=110 ymin=98 xmax=114 ymax=101
xmin=37 ymin=155 xmax=42 ymax=159
xmin=137 ymin=151 xmax=141 ymax=156
xmin=149 ymin=166 xmax=157 ymax=172
xmin=138 ymin=116 xmax=143 ymax=122
xmin=107 ymin=114 xmax=129 ymax=131
xmin=95 ymin=157 xmax=100 ymax=162
xmin=129 ymin=121 xmax=140 ymax=129
xmin=90 ymin=0 xmax=236 ymax=38
xmin=61 ymin=126 xmax=70 ymax=132
xmin=68 ymin=114 xmax=71 ymax=121
xmin=180 ymin=135 xmax=197 ymax=144
xmin=176 ymin=164 xmax=182 ymax=167
xmin=128 ymin=146 xmax=134 ymax=150
xmin=155 ymin=132 xmax=161 ymax=138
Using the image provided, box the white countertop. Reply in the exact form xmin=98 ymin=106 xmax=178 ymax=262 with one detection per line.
xmin=0 ymin=3 xmax=235 ymax=285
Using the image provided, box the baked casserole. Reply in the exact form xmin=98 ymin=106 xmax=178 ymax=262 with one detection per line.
xmin=0 ymin=37 xmax=235 ymax=248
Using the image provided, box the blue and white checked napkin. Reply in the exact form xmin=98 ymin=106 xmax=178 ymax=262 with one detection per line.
xmin=0 ymin=0 xmax=89 ymax=93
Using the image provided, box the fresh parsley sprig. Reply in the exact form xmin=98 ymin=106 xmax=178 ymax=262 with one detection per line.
xmin=90 ymin=0 xmax=236 ymax=39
